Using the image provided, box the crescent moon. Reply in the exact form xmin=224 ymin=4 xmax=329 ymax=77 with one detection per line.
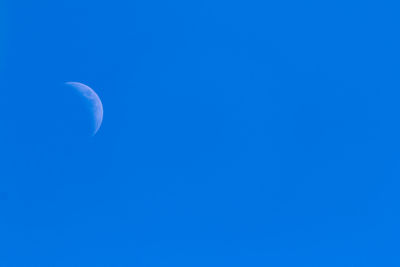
xmin=65 ymin=82 xmax=104 ymax=136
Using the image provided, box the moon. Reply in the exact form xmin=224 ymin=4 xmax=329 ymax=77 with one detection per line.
xmin=65 ymin=82 xmax=103 ymax=136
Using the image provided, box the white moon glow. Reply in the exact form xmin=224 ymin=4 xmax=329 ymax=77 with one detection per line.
xmin=65 ymin=82 xmax=103 ymax=136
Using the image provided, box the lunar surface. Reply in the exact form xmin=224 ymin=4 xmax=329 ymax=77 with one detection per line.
xmin=64 ymin=82 xmax=103 ymax=136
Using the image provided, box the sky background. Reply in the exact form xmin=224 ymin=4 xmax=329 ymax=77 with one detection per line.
xmin=1 ymin=0 xmax=400 ymax=266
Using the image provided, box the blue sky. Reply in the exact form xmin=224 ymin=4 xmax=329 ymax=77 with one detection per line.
xmin=1 ymin=0 xmax=400 ymax=266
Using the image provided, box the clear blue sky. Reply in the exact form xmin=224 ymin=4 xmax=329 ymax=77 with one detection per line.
xmin=1 ymin=0 xmax=400 ymax=266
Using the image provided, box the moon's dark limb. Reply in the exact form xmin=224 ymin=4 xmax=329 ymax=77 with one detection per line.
xmin=65 ymin=82 xmax=103 ymax=136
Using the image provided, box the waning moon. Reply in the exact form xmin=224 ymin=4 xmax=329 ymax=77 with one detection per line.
xmin=65 ymin=82 xmax=103 ymax=136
